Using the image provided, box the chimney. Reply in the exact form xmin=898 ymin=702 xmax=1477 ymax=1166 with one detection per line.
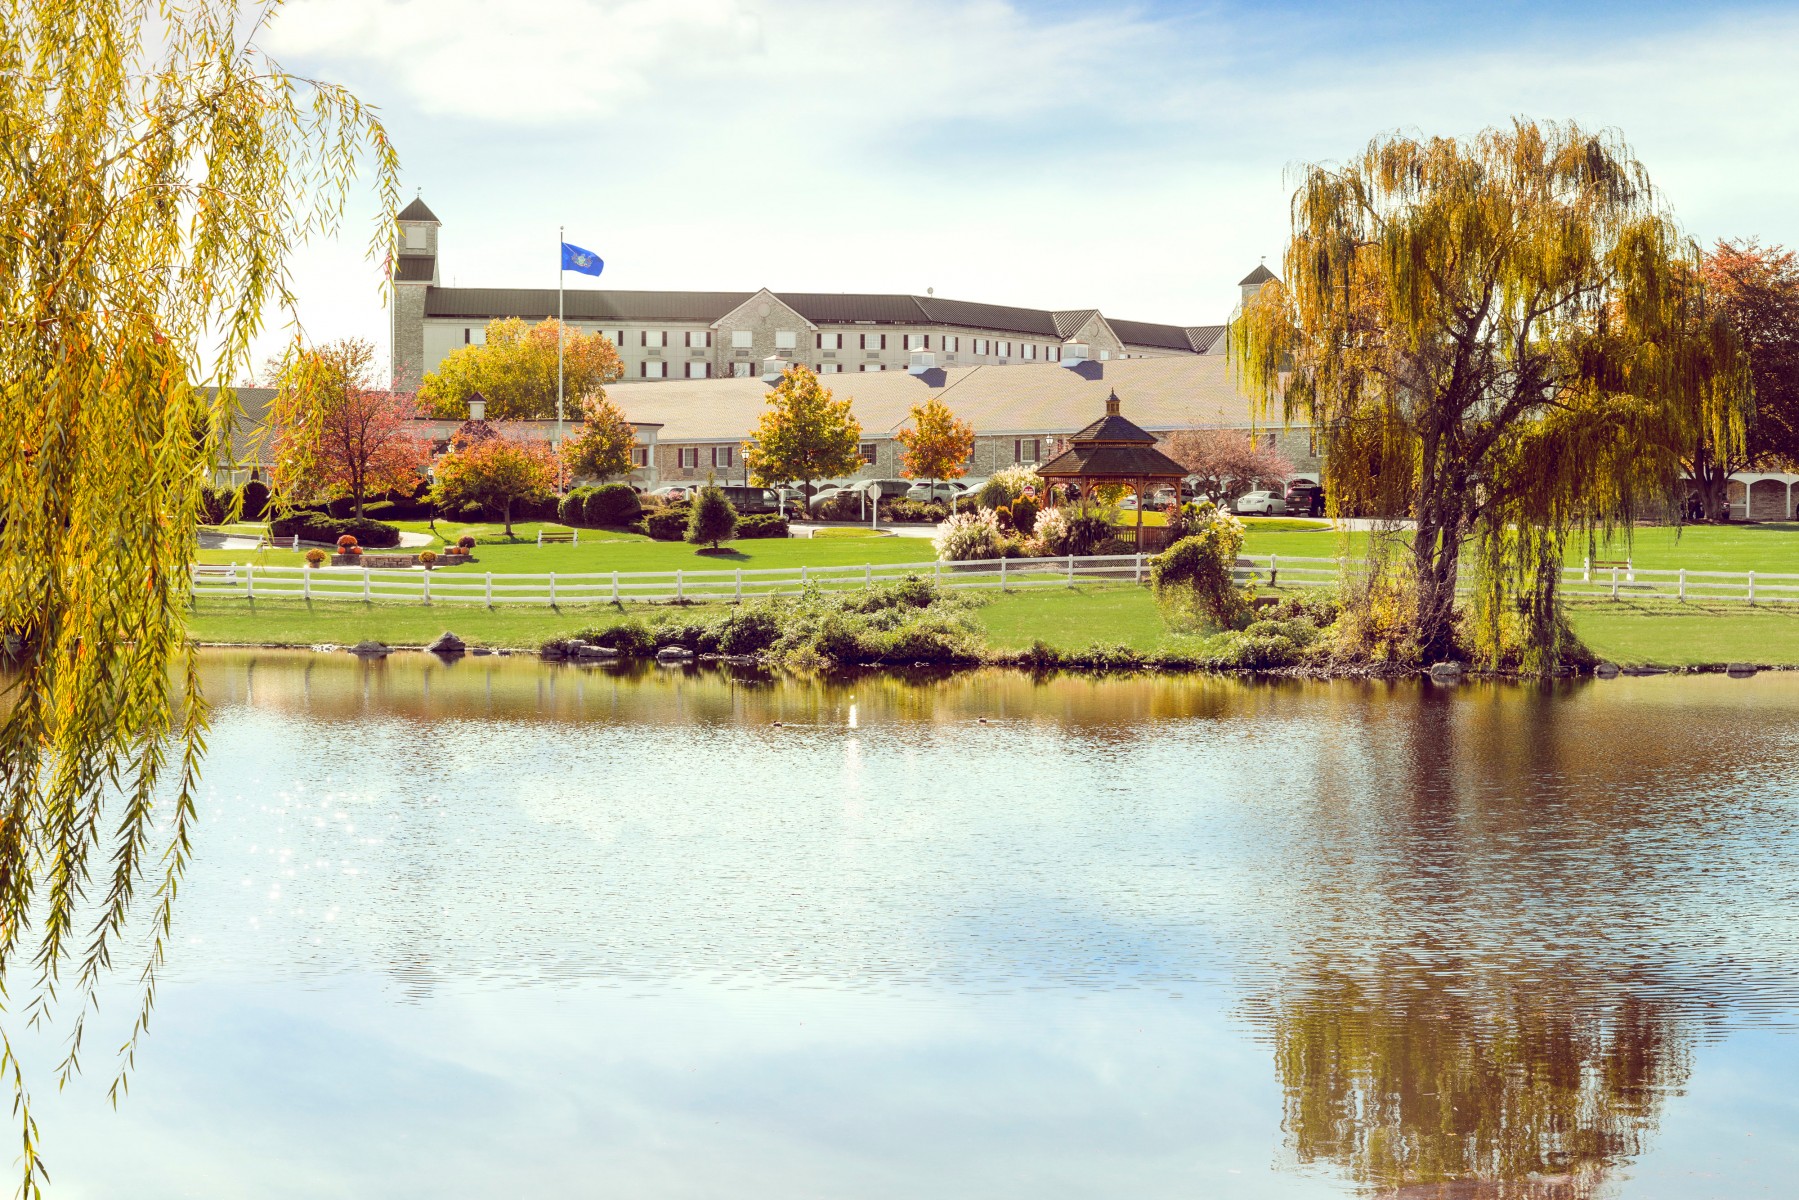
xmin=467 ymin=391 xmax=486 ymax=421
xmin=1106 ymin=389 xmax=1121 ymax=416
xmin=908 ymin=350 xmax=936 ymax=375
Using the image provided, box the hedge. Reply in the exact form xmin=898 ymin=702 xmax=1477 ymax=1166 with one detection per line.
xmin=737 ymin=513 xmax=788 ymax=539
xmin=584 ymin=482 xmax=642 ymax=527
xmin=268 ymin=513 xmax=401 ymax=548
xmin=559 ymin=487 xmax=595 ymax=527
xmin=644 ymin=508 xmax=689 ymax=541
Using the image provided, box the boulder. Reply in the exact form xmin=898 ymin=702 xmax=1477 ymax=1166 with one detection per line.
xmin=1428 ymin=661 xmax=1463 ymax=680
xmin=349 ymin=640 xmax=390 ymax=658
xmin=1594 ymin=661 xmax=1621 ymax=678
xmin=576 ymin=644 xmax=618 ymax=659
xmin=655 ymin=646 xmax=694 ymax=662
xmin=427 ymin=631 xmax=467 ymax=655
xmin=1726 ymin=662 xmax=1759 ymax=677
xmin=471 ymin=647 xmax=493 ymax=657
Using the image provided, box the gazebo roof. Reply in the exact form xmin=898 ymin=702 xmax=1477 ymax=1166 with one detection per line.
xmin=1037 ymin=390 xmax=1189 ymax=481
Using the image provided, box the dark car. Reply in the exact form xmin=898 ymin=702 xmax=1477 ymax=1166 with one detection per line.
xmin=717 ymin=486 xmax=781 ymax=515
xmin=1285 ymin=481 xmax=1326 ymax=517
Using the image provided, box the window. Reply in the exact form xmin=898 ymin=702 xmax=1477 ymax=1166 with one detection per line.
xmin=1047 ymin=345 xmax=1059 ymax=362
xmin=732 ymin=361 xmax=752 ymax=377
xmin=463 ymin=327 xmax=471 ymax=344
xmin=686 ymin=361 xmax=709 ymax=379
xmin=904 ymin=333 xmax=927 ymax=350
xmin=615 ymin=329 xmax=625 ymax=347
xmin=631 ymin=446 xmax=649 ymax=468
xmin=686 ymin=331 xmax=711 ymax=348
xmin=641 ymin=360 xmax=666 ymax=379
xmin=1025 ymin=344 xmax=1036 ymax=360
xmin=711 ymin=445 xmax=734 ymax=469
xmin=677 ymin=448 xmax=699 ymax=469
xmin=818 ymin=362 xmax=841 ymax=373
xmin=1000 ymin=341 xmax=1011 ymax=358
xmin=404 ymin=225 xmax=426 ymax=250
xmin=775 ymin=330 xmax=797 ymax=349
xmin=949 ymin=336 xmax=960 ymax=353
xmin=1015 ymin=438 xmax=1041 ymax=463
xmin=859 ymin=443 xmax=877 ymax=464
xmin=1098 ymin=349 xmax=1111 ymax=360
xmin=860 ymin=362 xmax=884 ymax=372
xmin=923 ymin=335 xmax=932 ymax=350
xmin=731 ymin=330 xmax=753 ymax=348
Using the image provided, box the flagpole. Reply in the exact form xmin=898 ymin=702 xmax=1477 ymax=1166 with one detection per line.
xmin=557 ymin=224 xmax=565 ymax=492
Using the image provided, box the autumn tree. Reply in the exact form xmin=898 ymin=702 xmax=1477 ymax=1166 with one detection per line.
xmin=1160 ymin=427 xmax=1293 ymax=505
xmin=430 ymin=434 xmax=557 ymax=536
xmin=743 ymin=365 xmax=864 ymax=513
xmin=0 ymin=0 xmax=395 ymax=1186
xmin=560 ymin=390 xmax=638 ymax=482
xmin=419 ymin=318 xmax=625 ymax=420
xmin=270 ymin=338 xmax=427 ymax=517
xmin=1685 ymin=239 xmax=1799 ymax=517
xmin=895 ymin=396 xmax=975 ymax=489
xmin=1233 ymin=119 xmax=1748 ymax=668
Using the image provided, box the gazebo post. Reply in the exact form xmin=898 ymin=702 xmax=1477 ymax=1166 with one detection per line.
xmin=1134 ymin=478 xmax=1144 ymax=548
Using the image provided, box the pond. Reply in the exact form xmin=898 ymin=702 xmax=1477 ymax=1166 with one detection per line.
xmin=41 ymin=653 xmax=1799 ymax=1197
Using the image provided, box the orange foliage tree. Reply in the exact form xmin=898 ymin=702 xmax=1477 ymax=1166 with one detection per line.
xmin=430 ymin=433 xmax=557 ymax=535
xmin=895 ymin=396 xmax=975 ymax=489
xmin=270 ymin=339 xmax=427 ymax=516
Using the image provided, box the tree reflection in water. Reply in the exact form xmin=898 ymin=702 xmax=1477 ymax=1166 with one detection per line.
xmin=1264 ymin=956 xmax=1690 ymax=1198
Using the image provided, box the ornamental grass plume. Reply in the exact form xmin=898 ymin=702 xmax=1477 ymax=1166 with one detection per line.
xmin=932 ymin=508 xmax=1006 ymax=561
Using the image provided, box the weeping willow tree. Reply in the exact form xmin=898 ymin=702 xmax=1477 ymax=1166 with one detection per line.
xmin=1232 ymin=120 xmax=1749 ymax=668
xmin=0 ymin=1 xmax=395 ymax=1189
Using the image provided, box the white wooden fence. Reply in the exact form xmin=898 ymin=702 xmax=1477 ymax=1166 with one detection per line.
xmin=189 ymin=554 xmax=1799 ymax=606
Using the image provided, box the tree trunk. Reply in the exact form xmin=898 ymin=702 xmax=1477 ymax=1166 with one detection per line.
xmin=502 ymin=497 xmax=513 ymax=537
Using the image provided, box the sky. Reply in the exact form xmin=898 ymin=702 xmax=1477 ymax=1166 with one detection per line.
xmin=255 ymin=0 xmax=1799 ymax=383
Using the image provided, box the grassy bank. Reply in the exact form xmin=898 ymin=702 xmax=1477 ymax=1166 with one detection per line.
xmin=187 ymin=582 xmax=1799 ymax=667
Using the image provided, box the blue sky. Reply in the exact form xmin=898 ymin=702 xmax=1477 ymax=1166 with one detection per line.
xmin=258 ymin=0 xmax=1799 ymax=381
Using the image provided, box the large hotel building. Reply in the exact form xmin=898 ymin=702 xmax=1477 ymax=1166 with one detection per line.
xmin=389 ymin=197 xmax=1248 ymax=390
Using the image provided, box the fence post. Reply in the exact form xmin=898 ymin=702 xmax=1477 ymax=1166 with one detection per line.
xmin=1748 ymin=570 xmax=1756 ymax=604
xmin=1583 ymin=555 xmax=1592 ymax=583
xmin=1270 ymin=553 xmax=1278 ymax=586
xmin=1066 ymin=554 xmax=1074 ymax=586
xmin=1678 ymin=568 xmax=1685 ymax=602
xmin=303 ymin=566 xmax=310 ymax=601
xmin=612 ymin=570 xmax=619 ymax=602
xmin=865 ymin=562 xmax=872 ymax=588
xmin=1000 ymin=557 xmax=1007 ymax=590
xmin=736 ymin=569 xmax=743 ymax=601
xmin=676 ymin=569 xmax=684 ymax=601
xmin=934 ymin=560 xmax=941 ymax=586
xmin=801 ymin=564 xmax=808 ymax=590
xmin=363 ymin=567 xmax=370 ymax=601
xmin=1610 ymin=566 xmax=1619 ymax=599
xmin=550 ymin=571 xmax=557 ymax=606
xmin=422 ymin=568 xmax=430 ymax=606
xmin=1134 ymin=553 xmax=1142 ymax=584
xmin=246 ymin=563 xmax=254 ymax=600
xmin=485 ymin=571 xmax=493 ymax=605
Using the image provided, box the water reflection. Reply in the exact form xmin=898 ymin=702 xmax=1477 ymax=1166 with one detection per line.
xmin=55 ymin=652 xmax=1799 ymax=1197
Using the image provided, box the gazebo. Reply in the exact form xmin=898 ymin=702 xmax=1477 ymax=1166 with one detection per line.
xmin=1037 ymin=390 xmax=1190 ymax=550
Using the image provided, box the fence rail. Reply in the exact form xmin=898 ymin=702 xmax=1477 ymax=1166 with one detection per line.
xmin=189 ymin=554 xmax=1799 ymax=607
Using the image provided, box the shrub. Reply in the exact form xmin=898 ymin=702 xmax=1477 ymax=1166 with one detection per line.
xmin=737 ymin=513 xmax=789 ymax=539
xmin=559 ymin=487 xmax=594 ymax=527
xmin=1032 ymin=506 xmax=1071 ymax=554
xmin=585 ymin=482 xmax=642 ymax=527
xmin=1009 ymin=495 xmax=1039 ymax=535
xmin=304 ymin=548 xmax=327 ymax=566
xmin=687 ymin=481 xmax=739 ymax=548
xmin=644 ymin=509 xmax=689 ymax=541
xmin=269 ymin=513 xmax=402 ymax=548
xmin=885 ymin=499 xmax=946 ymax=523
xmin=419 ymin=549 xmax=438 ymax=566
xmin=817 ymin=489 xmax=865 ymax=521
xmin=238 ymin=479 xmax=271 ymax=520
xmin=717 ymin=607 xmax=783 ymax=656
xmin=1150 ymin=510 xmax=1248 ymax=632
xmin=457 ymin=535 xmax=476 ymax=550
xmin=1062 ymin=515 xmax=1113 ymax=556
xmin=932 ymin=509 xmax=1005 ymax=561
xmin=199 ymin=484 xmax=233 ymax=525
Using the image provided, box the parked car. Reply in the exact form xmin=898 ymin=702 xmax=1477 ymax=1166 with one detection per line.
xmin=1233 ymin=490 xmax=1287 ymax=516
xmin=646 ymin=484 xmax=694 ymax=504
xmin=904 ymin=481 xmax=968 ymax=504
xmin=1285 ymin=481 xmax=1326 ymax=517
xmin=858 ymin=479 xmax=914 ymax=501
xmin=718 ymin=486 xmax=780 ymax=514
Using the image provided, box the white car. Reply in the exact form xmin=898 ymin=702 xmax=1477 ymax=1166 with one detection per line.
xmin=1233 ymin=490 xmax=1287 ymax=516
xmin=904 ymin=481 xmax=966 ymax=504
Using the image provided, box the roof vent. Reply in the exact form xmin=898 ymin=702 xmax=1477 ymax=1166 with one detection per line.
xmin=1062 ymin=341 xmax=1089 ymax=366
xmin=762 ymin=354 xmax=786 ymax=382
xmin=467 ymin=391 xmax=486 ymax=421
xmin=908 ymin=350 xmax=936 ymax=375
xmin=1105 ymin=389 xmax=1121 ymax=416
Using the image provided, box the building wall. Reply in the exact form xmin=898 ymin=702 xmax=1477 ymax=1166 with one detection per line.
xmin=393 ymin=284 xmax=429 ymax=390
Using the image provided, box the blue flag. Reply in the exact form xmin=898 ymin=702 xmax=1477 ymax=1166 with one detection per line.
xmin=561 ymin=242 xmax=604 ymax=277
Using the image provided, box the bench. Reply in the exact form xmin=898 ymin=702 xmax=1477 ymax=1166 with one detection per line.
xmin=537 ymin=529 xmax=578 ymax=546
xmin=1583 ymin=557 xmax=1633 ymax=582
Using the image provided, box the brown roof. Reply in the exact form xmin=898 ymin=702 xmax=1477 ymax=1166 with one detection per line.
xmin=393 ymin=256 xmax=435 ymax=283
xmin=1037 ymin=442 xmax=1189 ymax=481
xmin=1067 ymin=392 xmax=1158 ymax=444
xmin=398 ymin=197 xmax=440 ymax=223
xmin=607 ymin=355 xmax=1292 ymax=443
xmin=1238 ymin=264 xmax=1277 ymax=286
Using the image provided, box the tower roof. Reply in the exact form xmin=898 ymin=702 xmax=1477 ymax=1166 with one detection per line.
xmin=398 ymin=197 xmax=440 ymax=224
xmin=1238 ymin=263 xmax=1277 ymax=286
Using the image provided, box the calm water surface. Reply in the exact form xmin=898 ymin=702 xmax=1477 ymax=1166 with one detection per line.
xmin=44 ymin=653 xmax=1799 ymax=1198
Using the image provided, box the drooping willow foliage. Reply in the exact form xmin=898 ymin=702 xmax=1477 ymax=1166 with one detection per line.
xmin=0 ymin=0 xmax=395 ymax=1188
xmin=1231 ymin=120 xmax=1750 ymax=668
